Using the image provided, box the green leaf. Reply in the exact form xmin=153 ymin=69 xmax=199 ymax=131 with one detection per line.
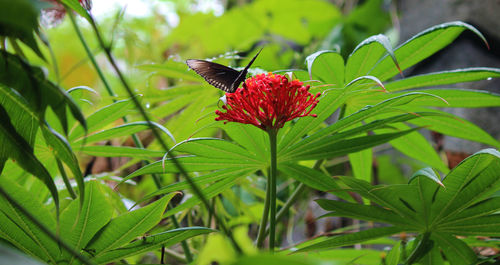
xmin=75 ymin=121 xmax=175 ymax=145
xmin=438 ymin=214 xmax=500 ymax=236
xmin=385 ymin=241 xmax=401 ymax=265
xmin=0 ymin=52 xmax=86 ymax=133
xmin=69 ymin=97 xmax=136 ymax=141
xmin=431 ymin=149 xmax=500 ymax=224
xmin=295 ymin=226 xmax=403 ymax=252
xmin=443 ymin=197 xmax=500 ymax=223
xmin=385 ymin=68 xmax=500 ymax=92
xmin=86 ymin=194 xmax=175 ymax=258
xmin=306 ymin=50 xmax=344 ymax=86
xmin=93 ymin=227 xmax=214 ymax=264
xmin=59 ymin=0 xmax=91 ymax=22
xmin=376 ymin=123 xmax=449 ymax=173
xmin=59 ymin=181 xmax=113 ymax=265
xmin=431 ymin=232 xmax=477 ymax=265
xmin=283 ymin=127 xmax=420 ymax=161
xmin=170 ymin=138 xmax=264 ymax=163
xmin=163 ymin=171 xmax=249 ymax=218
xmin=40 ymin=124 xmax=84 ymax=205
xmin=77 ymin=145 xmax=165 ymax=158
xmin=0 ymin=104 xmax=59 ymax=208
xmin=0 ymin=0 xmax=44 ymax=58
xmin=121 ymin=156 xmax=260 ymax=183
xmin=370 ymin=21 xmax=487 ymax=81
xmin=316 ymin=199 xmax=409 ymax=227
xmin=223 ymin=123 xmax=269 ymax=159
xmin=278 ymin=163 xmax=341 ymax=192
xmin=129 ymin=168 xmax=253 ymax=208
xmin=348 ymin=146 xmax=372 ymax=183
xmin=345 ymin=34 xmax=399 ymax=83
xmin=0 ymin=178 xmax=58 ymax=263
xmin=408 ymin=108 xmax=500 ymax=148
xmin=281 ymin=92 xmax=442 ymax=157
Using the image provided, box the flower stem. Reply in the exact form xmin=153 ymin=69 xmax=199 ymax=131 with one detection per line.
xmin=256 ymin=168 xmax=271 ymax=248
xmin=267 ymin=129 xmax=278 ymax=252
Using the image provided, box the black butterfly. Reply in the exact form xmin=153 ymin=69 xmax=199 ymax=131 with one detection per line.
xmin=186 ymin=49 xmax=262 ymax=93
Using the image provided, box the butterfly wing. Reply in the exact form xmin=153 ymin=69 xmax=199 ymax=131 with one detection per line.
xmin=186 ymin=59 xmax=241 ymax=92
xmin=231 ymin=48 xmax=263 ymax=90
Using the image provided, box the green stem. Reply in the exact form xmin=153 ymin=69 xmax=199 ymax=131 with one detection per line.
xmin=256 ymin=168 xmax=271 ymax=248
xmin=267 ymin=129 xmax=278 ymax=252
xmin=67 ymin=10 xmax=194 ymax=261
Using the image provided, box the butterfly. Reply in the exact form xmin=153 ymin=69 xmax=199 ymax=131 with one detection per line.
xmin=186 ymin=49 xmax=262 ymax=93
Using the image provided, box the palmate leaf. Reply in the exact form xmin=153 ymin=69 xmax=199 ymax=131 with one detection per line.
xmin=93 ymin=227 xmax=214 ymax=264
xmin=0 ymin=51 xmax=86 ymax=134
xmin=86 ymin=193 xmax=175 ymax=259
xmin=345 ymin=34 xmax=400 ymax=83
xmin=59 ymin=181 xmax=112 ymax=265
xmin=0 ymin=178 xmax=58 ymax=263
xmin=77 ymin=145 xmax=165 ymax=159
xmin=296 ymin=226 xmax=404 ymax=252
xmin=306 ymin=50 xmax=344 ymax=86
xmin=384 ymin=67 xmax=500 ymax=92
xmin=369 ymin=21 xmax=488 ymax=82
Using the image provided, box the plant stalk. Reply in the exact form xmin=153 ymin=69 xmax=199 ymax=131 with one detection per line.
xmin=67 ymin=10 xmax=194 ymax=261
xmin=267 ymin=129 xmax=278 ymax=252
xmin=256 ymin=167 xmax=271 ymax=248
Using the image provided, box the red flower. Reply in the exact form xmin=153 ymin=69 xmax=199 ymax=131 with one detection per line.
xmin=215 ymin=73 xmax=320 ymax=131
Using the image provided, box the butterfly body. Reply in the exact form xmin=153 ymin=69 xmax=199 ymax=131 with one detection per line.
xmin=186 ymin=49 xmax=262 ymax=93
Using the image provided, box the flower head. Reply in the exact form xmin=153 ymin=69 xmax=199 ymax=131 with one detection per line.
xmin=215 ymin=73 xmax=320 ymax=131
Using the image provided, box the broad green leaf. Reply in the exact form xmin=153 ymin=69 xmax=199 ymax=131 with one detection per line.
xmin=281 ymin=92 xmax=443 ymax=157
xmin=417 ymin=244 xmax=445 ymax=265
xmin=130 ymin=168 xmax=252 ymax=208
xmin=77 ymin=145 xmax=165 ymax=158
xmin=0 ymin=0 xmax=44 ymax=58
xmin=277 ymin=88 xmax=345 ymax=153
xmin=343 ymin=75 xmax=385 ymax=92
xmin=316 ymin=199 xmax=409 ymax=227
xmin=345 ymin=34 xmax=399 ymax=83
xmin=306 ymin=50 xmax=344 ymax=86
xmin=86 ymin=194 xmax=175 ymax=258
xmin=431 ymin=232 xmax=477 ymax=265
xmin=283 ymin=128 xmax=419 ymax=162
xmin=0 ymin=52 xmax=86 ymax=133
xmin=223 ymin=123 xmax=269 ymax=159
xmin=59 ymin=181 xmax=112 ymax=265
xmin=356 ymin=88 xmax=500 ymax=108
xmin=295 ymin=226 xmax=403 ymax=252
xmin=0 ymin=178 xmax=58 ymax=263
xmin=163 ymin=173 xmax=245 ymax=218
xmin=121 ymin=156 xmax=260 ymax=183
xmin=385 ymin=241 xmax=401 ymax=265
xmin=438 ymin=215 xmax=500 ymax=236
xmin=70 ymin=98 xmax=136 ymax=141
xmin=75 ymin=121 xmax=175 ymax=145
xmin=93 ymin=227 xmax=214 ymax=264
xmin=169 ymin=138 xmax=264 ymax=163
xmin=59 ymin=0 xmax=91 ymax=22
xmin=376 ymin=123 xmax=449 ymax=173
xmin=370 ymin=21 xmax=487 ymax=81
xmin=431 ymin=149 xmax=500 ymax=224
xmin=278 ymin=163 xmax=341 ymax=192
xmin=407 ymin=108 xmax=500 ymax=148
xmin=0 ymin=105 xmax=59 ymax=208
xmin=40 ymin=124 xmax=84 ymax=204
xmin=385 ymin=68 xmax=500 ymax=92
xmin=231 ymin=254 xmax=324 ymax=265
xmin=442 ymin=197 xmax=500 ymax=223
xmin=348 ymin=145 xmax=372 ymax=183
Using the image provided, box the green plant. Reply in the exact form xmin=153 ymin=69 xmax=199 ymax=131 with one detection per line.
xmin=297 ymin=149 xmax=500 ymax=265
